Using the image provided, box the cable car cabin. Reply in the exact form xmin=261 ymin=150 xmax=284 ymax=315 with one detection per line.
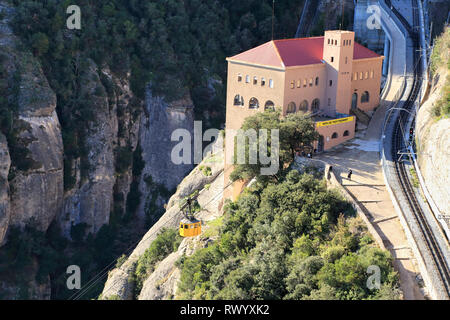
xmin=179 ymin=218 xmax=201 ymax=237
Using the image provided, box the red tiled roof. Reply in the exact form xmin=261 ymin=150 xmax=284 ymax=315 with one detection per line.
xmin=228 ymin=37 xmax=381 ymax=68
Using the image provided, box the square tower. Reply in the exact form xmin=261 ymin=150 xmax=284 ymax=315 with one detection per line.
xmin=322 ymin=30 xmax=355 ymax=115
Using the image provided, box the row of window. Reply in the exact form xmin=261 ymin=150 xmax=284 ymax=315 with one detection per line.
xmin=290 ymin=77 xmax=319 ymax=89
xmin=327 ymin=38 xmax=352 ymax=46
xmin=353 ymin=70 xmax=374 ymax=81
xmin=233 ymin=95 xmax=275 ymax=110
xmin=331 ymin=130 xmax=350 ymax=139
xmin=237 ymin=74 xmax=274 ymax=88
xmin=234 ymin=95 xmax=322 ymax=114
xmin=286 ymin=99 xmax=320 ymax=114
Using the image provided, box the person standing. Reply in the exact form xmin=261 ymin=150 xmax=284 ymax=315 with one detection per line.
xmin=347 ymin=169 xmax=353 ymax=180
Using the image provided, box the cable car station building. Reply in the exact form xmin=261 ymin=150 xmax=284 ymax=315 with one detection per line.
xmin=224 ymin=30 xmax=384 ymax=198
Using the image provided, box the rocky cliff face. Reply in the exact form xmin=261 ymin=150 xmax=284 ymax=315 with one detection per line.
xmin=101 ymin=143 xmax=223 ymax=300
xmin=416 ymin=67 xmax=450 ymax=217
xmin=0 ymin=2 xmax=63 ymax=240
xmin=0 ymin=133 xmax=10 ymax=244
xmin=59 ymin=60 xmax=119 ymax=236
xmin=137 ymin=90 xmax=194 ymax=221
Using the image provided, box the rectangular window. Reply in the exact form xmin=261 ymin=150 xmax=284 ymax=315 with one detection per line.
xmin=354 ymin=72 xmax=358 ymax=81
xmin=238 ymin=74 xmax=242 ymax=82
xmin=261 ymin=77 xmax=266 ymax=86
xmin=253 ymin=76 xmax=258 ymax=85
xmin=328 ymin=98 xmax=331 ymax=106
xmin=365 ymin=71 xmax=368 ymax=79
xmin=370 ymin=70 xmax=374 ymax=79
xmin=345 ymin=57 xmax=348 ymax=64
xmin=331 ymin=57 xmax=334 ymax=62
xmin=360 ymin=72 xmax=363 ymax=80
xmin=309 ymin=78 xmax=313 ymax=87
xmin=303 ymin=79 xmax=307 ymax=87
xmin=290 ymin=80 xmax=295 ymax=89
xmin=297 ymin=80 xmax=301 ymax=88
xmin=269 ymin=79 xmax=274 ymax=88
xmin=245 ymin=75 xmax=250 ymax=83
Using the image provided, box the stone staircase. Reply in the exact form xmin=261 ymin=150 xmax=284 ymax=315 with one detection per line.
xmin=350 ymin=107 xmax=371 ymax=126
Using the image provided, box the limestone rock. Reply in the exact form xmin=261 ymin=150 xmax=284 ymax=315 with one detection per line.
xmin=101 ymin=143 xmax=224 ymax=300
xmin=0 ymin=133 xmax=10 ymax=245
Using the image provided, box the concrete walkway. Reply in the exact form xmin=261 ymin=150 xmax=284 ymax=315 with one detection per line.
xmin=316 ymin=139 xmax=424 ymax=299
xmin=313 ymin=1 xmax=424 ymax=299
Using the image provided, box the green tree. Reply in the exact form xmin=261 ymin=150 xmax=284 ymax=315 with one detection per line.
xmin=230 ymin=111 xmax=318 ymax=183
xmin=31 ymin=32 xmax=49 ymax=56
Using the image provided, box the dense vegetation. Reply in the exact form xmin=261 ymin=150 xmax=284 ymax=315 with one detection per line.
xmin=1 ymin=0 xmax=304 ymax=299
xmin=177 ymin=171 xmax=401 ymax=300
xmin=132 ymin=228 xmax=182 ymax=296
xmin=0 ymin=218 xmax=126 ymax=299
xmin=7 ymin=0 xmax=304 ymax=128
xmin=230 ymin=110 xmax=318 ymax=183
xmin=430 ymin=27 xmax=450 ymax=119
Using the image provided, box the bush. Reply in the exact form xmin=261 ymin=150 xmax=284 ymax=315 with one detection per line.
xmin=134 ymin=228 xmax=182 ymax=294
xmin=177 ymin=171 xmax=399 ymax=300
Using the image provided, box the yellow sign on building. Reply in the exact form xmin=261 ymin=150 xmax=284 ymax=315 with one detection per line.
xmin=316 ymin=116 xmax=354 ymax=127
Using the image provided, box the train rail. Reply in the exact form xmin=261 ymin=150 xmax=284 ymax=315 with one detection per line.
xmin=388 ymin=0 xmax=450 ymax=298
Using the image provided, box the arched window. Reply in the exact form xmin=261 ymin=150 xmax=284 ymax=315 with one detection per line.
xmin=269 ymin=79 xmax=274 ymax=88
xmin=329 ymin=80 xmax=333 ymax=86
xmin=343 ymin=130 xmax=350 ymax=136
xmin=297 ymin=80 xmax=301 ymax=88
xmin=237 ymin=74 xmax=242 ymax=82
xmin=299 ymin=100 xmax=308 ymax=112
xmin=234 ymin=94 xmax=244 ymax=106
xmin=309 ymin=78 xmax=313 ymax=87
xmin=245 ymin=75 xmax=250 ymax=83
xmin=249 ymin=97 xmax=259 ymax=109
xmin=311 ymin=99 xmax=320 ymax=112
xmin=253 ymin=76 xmax=258 ymax=85
xmin=361 ymin=91 xmax=370 ymax=103
xmin=261 ymin=78 xmax=266 ymax=86
xmin=286 ymin=102 xmax=296 ymax=114
xmin=331 ymin=132 xmax=338 ymax=139
xmin=264 ymin=100 xmax=275 ymax=111
xmin=315 ymin=77 xmax=319 ymax=86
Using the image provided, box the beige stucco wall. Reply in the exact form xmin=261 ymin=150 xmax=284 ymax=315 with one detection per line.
xmin=350 ymin=58 xmax=383 ymax=112
xmin=225 ymin=61 xmax=285 ymax=131
xmin=323 ymin=31 xmax=355 ymax=116
xmin=315 ymin=117 xmax=356 ymax=150
xmin=283 ymin=65 xmax=327 ymax=114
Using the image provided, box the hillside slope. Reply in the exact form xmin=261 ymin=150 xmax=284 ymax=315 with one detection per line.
xmin=416 ymin=27 xmax=450 ymax=217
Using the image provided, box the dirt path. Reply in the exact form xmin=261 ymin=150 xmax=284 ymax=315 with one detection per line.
xmin=315 ymin=128 xmax=425 ymax=299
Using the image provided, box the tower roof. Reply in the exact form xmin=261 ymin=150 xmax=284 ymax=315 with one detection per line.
xmin=227 ymin=37 xmax=381 ymax=68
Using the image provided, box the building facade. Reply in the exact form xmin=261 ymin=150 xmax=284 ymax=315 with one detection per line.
xmin=224 ymin=30 xmax=384 ymax=198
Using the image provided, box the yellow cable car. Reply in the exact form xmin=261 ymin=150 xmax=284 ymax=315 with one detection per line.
xmin=179 ymin=218 xmax=201 ymax=237
xmin=178 ymin=197 xmax=202 ymax=237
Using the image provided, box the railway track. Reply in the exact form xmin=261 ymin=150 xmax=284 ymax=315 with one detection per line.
xmin=388 ymin=0 xmax=450 ymax=298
